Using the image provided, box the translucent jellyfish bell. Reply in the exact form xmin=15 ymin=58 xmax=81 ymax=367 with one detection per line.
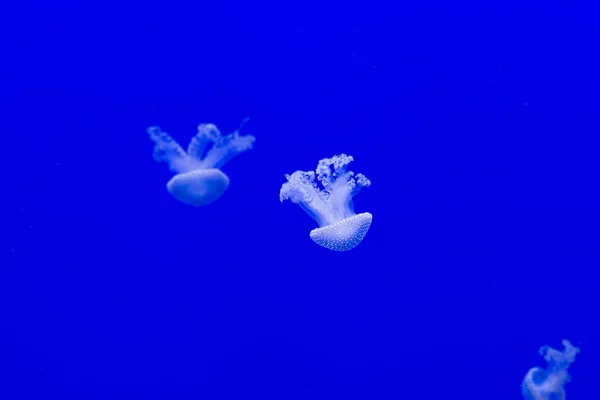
xmin=522 ymin=339 xmax=580 ymax=400
xmin=280 ymin=154 xmax=372 ymax=251
xmin=147 ymin=119 xmax=255 ymax=206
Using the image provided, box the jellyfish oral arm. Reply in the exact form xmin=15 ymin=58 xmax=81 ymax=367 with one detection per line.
xmin=296 ymin=193 xmax=332 ymax=227
xmin=184 ymin=123 xmax=256 ymax=170
xmin=147 ymin=126 xmax=202 ymax=174
xmin=280 ymin=154 xmax=372 ymax=228
xmin=280 ymin=171 xmax=330 ymax=226
xmin=187 ymin=123 xmax=221 ymax=161
xmin=149 ymin=121 xmax=255 ymax=174
xmin=200 ymin=133 xmax=256 ymax=169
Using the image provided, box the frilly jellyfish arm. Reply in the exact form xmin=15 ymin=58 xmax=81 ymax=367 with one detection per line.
xmin=352 ymin=173 xmax=371 ymax=196
xmin=317 ymin=155 xmax=371 ymax=219
xmin=280 ymin=171 xmax=332 ymax=227
xmin=280 ymin=154 xmax=372 ymax=227
xmin=522 ymin=339 xmax=580 ymax=400
xmin=187 ymin=123 xmax=221 ymax=161
xmin=316 ymin=154 xmax=371 ymax=225
xmin=190 ymin=122 xmax=255 ymax=170
xmin=147 ymin=126 xmax=202 ymax=174
xmin=201 ymin=132 xmax=256 ymax=169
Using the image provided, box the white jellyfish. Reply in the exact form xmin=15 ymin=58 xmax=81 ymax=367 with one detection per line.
xmin=280 ymin=154 xmax=372 ymax=251
xmin=522 ymin=339 xmax=580 ymax=400
xmin=147 ymin=119 xmax=255 ymax=206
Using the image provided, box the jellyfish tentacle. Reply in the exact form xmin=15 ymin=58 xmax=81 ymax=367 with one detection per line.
xmin=238 ymin=116 xmax=250 ymax=132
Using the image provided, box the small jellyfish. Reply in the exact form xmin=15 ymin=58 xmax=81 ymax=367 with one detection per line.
xmin=522 ymin=339 xmax=580 ymax=400
xmin=280 ymin=154 xmax=372 ymax=251
xmin=147 ymin=119 xmax=255 ymax=206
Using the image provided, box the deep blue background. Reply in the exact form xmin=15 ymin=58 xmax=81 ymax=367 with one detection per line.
xmin=2 ymin=2 xmax=599 ymax=399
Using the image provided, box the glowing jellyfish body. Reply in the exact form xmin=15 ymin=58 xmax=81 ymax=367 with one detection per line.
xmin=280 ymin=154 xmax=372 ymax=251
xmin=522 ymin=339 xmax=580 ymax=400
xmin=147 ymin=121 xmax=255 ymax=206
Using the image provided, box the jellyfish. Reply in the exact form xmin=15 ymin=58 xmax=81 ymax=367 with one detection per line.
xmin=522 ymin=339 xmax=580 ymax=400
xmin=280 ymin=154 xmax=372 ymax=251
xmin=147 ymin=119 xmax=255 ymax=206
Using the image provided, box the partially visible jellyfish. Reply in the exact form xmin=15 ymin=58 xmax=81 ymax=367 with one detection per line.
xmin=147 ymin=119 xmax=255 ymax=206
xmin=522 ymin=339 xmax=580 ymax=400
xmin=280 ymin=154 xmax=372 ymax=251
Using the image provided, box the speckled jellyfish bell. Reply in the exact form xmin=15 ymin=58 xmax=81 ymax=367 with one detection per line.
xmin=309 ymin=212 xmax=373 ymax=251
xmin=147 ymin=119 xmax=255 ymax=206
xmin=280 ymin=154 xmax=372 ymax=251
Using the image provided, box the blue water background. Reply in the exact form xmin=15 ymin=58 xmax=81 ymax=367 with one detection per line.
xmin=2 ymin=3 xmax=599 ymax=398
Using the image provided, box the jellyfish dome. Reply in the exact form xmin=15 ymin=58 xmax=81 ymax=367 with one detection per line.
xmin=280 ymin=154 xmax=372 ymax=251
xmin=147 ymin=120 xmax=255 ymax=206
xmin=522 ymin=339 xmax=580 ymax=400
